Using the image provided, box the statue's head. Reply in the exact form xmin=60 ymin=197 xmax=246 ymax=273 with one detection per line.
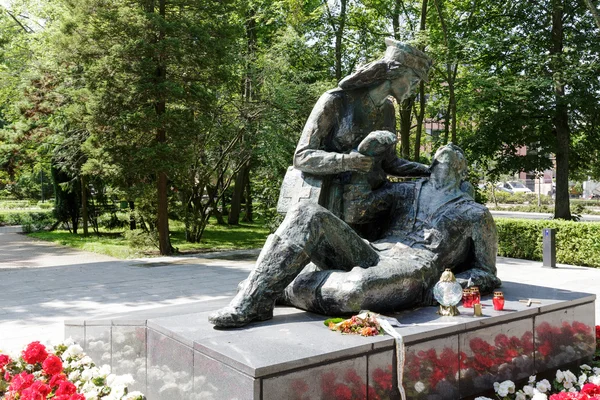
xmin=338 ymin=39 xmax=432 ymax=92
xmin=431 ymin=143 xmax=468 ymax=182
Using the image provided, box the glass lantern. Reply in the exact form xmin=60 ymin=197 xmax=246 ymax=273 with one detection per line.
xmin=433 ymin=269 xmax=463 ymax=316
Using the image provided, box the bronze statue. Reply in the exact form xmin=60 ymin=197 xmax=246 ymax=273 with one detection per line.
xmin=209 ymin=144 xmax=500 ymax=328
xmin=208 ymin=40 xmax=500 ymax=328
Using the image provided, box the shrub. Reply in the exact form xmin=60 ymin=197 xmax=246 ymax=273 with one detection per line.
xmin=123 ymin=229 xmax=158 ymax=250
xmin=496 ymin=218 xmax=600 ymax=268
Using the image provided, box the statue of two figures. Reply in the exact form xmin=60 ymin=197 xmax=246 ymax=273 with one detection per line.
xmin=210 ymin=39 xmax=501 ymax=328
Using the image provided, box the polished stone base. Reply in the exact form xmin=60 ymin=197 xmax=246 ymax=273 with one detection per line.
xmin=66 ymin=282 xmax=596 ymax=400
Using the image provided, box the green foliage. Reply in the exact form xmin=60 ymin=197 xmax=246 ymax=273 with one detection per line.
xmin=496 ymin=218 xmax=600 ymax=268
xmin=485 ymin=189 xmax=553 ymax=205
xmin=29 ymin=218 xmax=269 ymax=258
xmin=0 ymin=210 xmax=54 ymax=229
xmin=123 ymin=229 xmax=159 ymax=251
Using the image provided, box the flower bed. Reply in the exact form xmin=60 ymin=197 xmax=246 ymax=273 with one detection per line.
xmin=0 ymin=339 xmax=145 ymax=400
xmin=477 ymin=326 xmax=600 ymax=400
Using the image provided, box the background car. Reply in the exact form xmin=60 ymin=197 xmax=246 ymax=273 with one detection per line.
xmin=496 ymin=181 xmax=533 ymax=194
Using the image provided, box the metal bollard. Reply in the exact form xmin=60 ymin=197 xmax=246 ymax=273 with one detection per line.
xmin=542 ymin=228 xmax=556 ymax=268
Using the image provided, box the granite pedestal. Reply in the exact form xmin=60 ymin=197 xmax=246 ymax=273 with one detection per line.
xmin=66 ymin=281 xmax=596 ymax=399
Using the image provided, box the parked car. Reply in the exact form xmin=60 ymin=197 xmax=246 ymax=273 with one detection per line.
xmin=496 ymin=181 xmax=533 ymax=194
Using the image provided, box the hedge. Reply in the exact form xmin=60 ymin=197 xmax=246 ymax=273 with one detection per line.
xmin=0 ymin=211 xmax=54 ymax=231
xmin=495 ymin=218 xmax=600 ymax=268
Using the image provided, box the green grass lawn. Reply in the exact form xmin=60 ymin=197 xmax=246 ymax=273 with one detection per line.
xmin=28 ymin=219 xmax=270 ymax=259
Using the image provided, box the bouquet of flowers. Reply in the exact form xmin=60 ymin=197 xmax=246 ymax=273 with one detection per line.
xmin=325 ymin=312 xmax=383 ymax=337
xmin=0 ymin=340 xmax=145 ymax=400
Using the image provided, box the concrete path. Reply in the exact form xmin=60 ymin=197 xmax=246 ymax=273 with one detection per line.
xmin=1 ymin=232 xmax=599 ymax=353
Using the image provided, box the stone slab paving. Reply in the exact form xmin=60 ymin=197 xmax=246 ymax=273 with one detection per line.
xmin=0 ymin=231 xmax=599 ymax=354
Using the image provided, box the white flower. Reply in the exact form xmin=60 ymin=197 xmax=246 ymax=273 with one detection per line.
xmin=99 ymin=364 xmax=111 ymax=376
xmin=63 ymin=344 xmax=84 ymax=359
xmin=578 ymin=373 xmax=587 ymax=387
xmin=593 ymin=367 xmax=600 ymax=376
xmin=474 ymin=397 xmax=494 ymax=400
xmin=581 ymin=364 xmax=592 ymax=371
xmin=68 ymin=370 xmax=80 ymax=381
xmin=494 ymin=382 xmax=500 ymax=392
xmin=414 ymin=381 xmax=425 ymax=393
xmin=523 ymin=384 xmax=535 ymax=396
xmin=516 ymin=392 xmax=527 ymax=400
xmin=589 ymin=375 xmax=600 ymax=385
xmin=123 ymin=392 xmax=144 ymax=400
xmin=496 ymin=380 xmax=515 ymax=397
xmin=529 ymin=375 xmax=537 ymax=384
xmin=556 ymin=370 xmax=565 ymax=383
xmin=536 ymin=379 xmax=551 ymax=393
xmin=531 ymin=388 xmax=548 ymax=400
xmin=564 ymin=370 xmax=577 ymax=383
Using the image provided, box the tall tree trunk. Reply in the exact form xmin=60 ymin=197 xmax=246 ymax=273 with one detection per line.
xmin=448 ymin=71 xmax=457 ymax=143
xmin=334 ymin=0 xmax=348 ymax=81
xmin=129 ymin=201 xmax=136 ymax=230
xmin=81 ymin=175 xmax=88 ymax=237
xmin=399 ymin=98 xmax=414 ymax=159
xmin=155 ymin=0 xmax=171 ymax=254
xmin=582 ymin=0 xmax=600 ymax=30
xmin=242 ymin=167 xmax=253 ymax=222
xmin=414 ymin=0 xmax=429 ymax=161
xmin=392 ymin=0 xmax=401 ymax=39
xmin=551 ymin=0 xmax=572 ymax=220
xmin=229 ymin=163 xmax=249 ymax=225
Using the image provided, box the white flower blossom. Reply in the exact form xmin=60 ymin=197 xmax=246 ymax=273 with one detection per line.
xmin=556 ymin=370 xmax=565 ymax=383
xmin=580 ymin=364 xmax=592 ymax=371
xmin=531 ymin=388 xmax=548 ymax=400
xmin=523 ymin=384 xmax=535 ymax=396
xmin=578 ymin=373 xmax=587 ymax=387
xmin=474 ymin=397 xmax=494 ymax=400
xmin=529 ymin=375 xmax=537 ymax=384
xmin=495 ymin=380 xmax=515 ymax=397
xmin=516 ymin=391 xmax=527 ymax=400
xmin=536 ymin=379 xmax=551 ymax=393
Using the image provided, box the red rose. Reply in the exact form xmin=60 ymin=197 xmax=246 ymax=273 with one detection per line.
xmin=4 ymin=370 xmax=12 ymax=382
xmin=22 ymin=342 xmax=48 ymax=365
xmin=70 ymin=394 xmax=86 ymax=400
xmin=42 ymin=355 xmax=63 ymax=376
xmin=53 ymin=396 xmax=71 ymax=400
xmin=8 ymin=371 xmax=35 ymax=391
xmin=55 ymin=380 xmax=77 ymax=396
xmin=49 ymin=373 xmax=67 ymax=387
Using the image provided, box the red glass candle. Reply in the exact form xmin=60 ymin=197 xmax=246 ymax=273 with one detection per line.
xmin=471 ymin=287 xmax=481 ymax=306
xmin=493 ymin=291 xmax=505 ymax=311
xmin=463 ymin=288 xmax=472 ymax=308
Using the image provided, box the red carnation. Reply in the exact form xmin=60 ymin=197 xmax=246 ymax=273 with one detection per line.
xmin=42 ymin=354 xmax=63 ymax=376
xmin=22 ymin=342 xmax=48 ymax=365
xmin=55 ymin=380 xmax=77 ymax=396
xmin=8 ymin=371 xmax=35 ymax=392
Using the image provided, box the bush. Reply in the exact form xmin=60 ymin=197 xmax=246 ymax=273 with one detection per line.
xmin=123 ymin=229 xmax=158 ymax=250
xmin=486 ymin=190 xmax=553 ymax=205
xmin=96 ymin=211 xmax=129 ymax=230
xmin=496 ymin=218 xmax=600 ymax=268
